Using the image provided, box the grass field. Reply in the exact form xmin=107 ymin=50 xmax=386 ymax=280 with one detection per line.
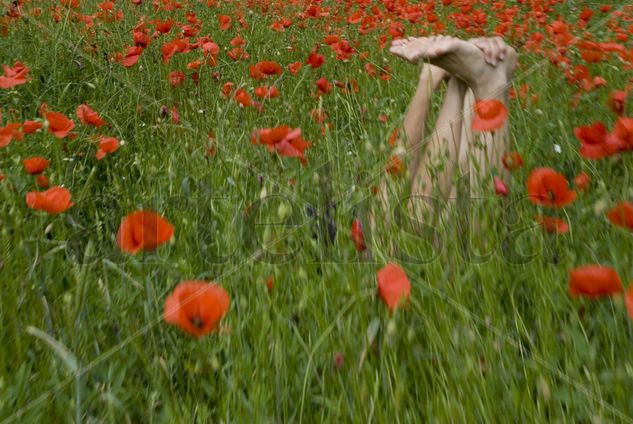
xmin=1 ymin=0 xmax=633 ymax=422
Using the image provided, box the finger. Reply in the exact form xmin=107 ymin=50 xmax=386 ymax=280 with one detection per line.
xmin=482 ymin=39 xmax=495 ymax=66
xmin=473 ymin=39 xmax=494 ymax=65
xmin=389 ymin=46 xmax=404 ymax=56
xmin=489 ymin=40 xmax=500 ymax=66
xmin=494 ymin=37 xmax=507 ymax=60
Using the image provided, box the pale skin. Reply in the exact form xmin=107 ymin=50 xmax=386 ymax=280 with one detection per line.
xmin=384 ymin=35 xmax=518 ymax=220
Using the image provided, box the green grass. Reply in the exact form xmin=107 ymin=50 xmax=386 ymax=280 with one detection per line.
xmin=0 ymin=1 xmax=632 ymax=422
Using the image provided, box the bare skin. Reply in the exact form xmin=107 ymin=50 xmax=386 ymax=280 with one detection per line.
xmin=379 ymin=35 xmax=518 ymax=227
xmin=389 ymin=35 xmax=517 ymax=100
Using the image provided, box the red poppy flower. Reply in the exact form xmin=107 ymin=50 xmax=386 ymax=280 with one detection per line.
xmin=388 ymin=128 xmax=398 ymax=147
xmin=251 ymin=126 xmax=310 ymax=165
xmin=574 ymin=172 xmax=591 ymax=191
xmin=227 ymin=47 xmax=249 ymax=61
xmin=385 ymin=155 xmax=404 ymax=176
xmin=22 ymin=156 xmax=49 ymax=175
xmin=36 ymin=174 xmax=49 ymax=188
xmin=120 ymin=46 xmax=143 ymax=68
xmin=377 ymin=263 xmax=410 ymax=311
xmin=350 ymin=219 xmax=366 ymax=251
xmin=221 ymin=82 xmax=235 ymax=98
xmin=606 ymin=201 xmax=633 ymax=230
xmin=164 ymin=280 xmax=230 ymax=337
xmin=154 ymin=18 xmax=173 ymax=34
xmin=168 ymin=70 xmax=185 ymax=87
xmin=535 ymin=215 xmax=569 ymax=233
xmin=502 ymin=151 xmax=523 ymax=171
xmin=218 ymin=15 xmax=231 ymax=30
xmin=493 ymin=176 xmax=509 ymax=197
xmin=45 ymin=111 xmax=75 ymax=138
xmin=25 ymin=186 xmax=74 ymax=214
xmin=315 ymin=77 xmax=332 ymax=94
xmin=249 ymin=61 xmax=282 ymax=80
xmin=265 ymin=276 xmax=274 ymax=292
xmin=76 ymin=104 xmax=106 ymax=128
xmin=306 ymin=52 xmax=325 ymax=69
xmin=569 ymin=265 xmax=623 ymax=298
xmin=608 ymin=90 xmax=627 ymax=116
xmin=573 ymin=122 xmax=620 ymax=159
xmin=607 ymin=117 xmax=633 ymax=150
xmin=22 ymin=120 xmax=42 ymax=134
xmin=95 ymin=136 xmax=119 ymax=160
xmin=0 ymin=122 xmax=23 ymax=147
xmin=116 ymin=210 xmax=174 ymax=254
xmin=526 ymin=167 xmax=577 ymax=208
xmin=626 ymin=285 xmax=633 ymax=321
xmin=287 ymin=61 xmax=302 ymax=75
xmin=0 ymin=61 xmax=29 ymax=89
xmin=254 ymin=86 xmax=279 ymax=99
xmin=234 ymin=89 xmax=253 ymax=107
xmin=472 ymin=99 xmax=508 ymax=132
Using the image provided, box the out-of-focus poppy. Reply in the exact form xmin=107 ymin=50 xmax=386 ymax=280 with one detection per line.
xmin=119 ymin=46 xmax=143 ymax=67
xmin=76 ymin=104 xmax=106 ymax=128
xmin=265 ymin=276 xmax=273 ymax=292
xmin=607 ymin=117 xmax=633 ymax=150
xmin=23 ymin=120 xmax=42 ymax=134
xmin=574 ymin=122 xmax=621 ymax=159
xmin=168 ymin=70 xmax=185 ymax=87
xmin=249 ymin=61 xmax=282 ymax=80
xmin=626 ymin=285 xmax=633 ymax=321
xmin=306 ymin=52 xmax=325 ymax=69
xmin=569 ymin=265 xmax=623 ymax=298
xmin=535 ymin=215 xmax=569 ymax=233
xmin=316 ymin=77 xmax=332 ymax=94
xmin=502 ymin=151 xmax=523 ymax=171
xmin=116 ymin=210 xmax=174 ymax=254
xmin=377 ymin=263 xmax=410 ymax=311
xmin=526 ymin=167 xmax=577 ymax=208
xmin=22 ymin=156 xmax=49 ymax=175
xmin=0 ymin=61 xmax=29 ymax=89
xmin=0 ymin=122 xmax=23 ymax=147
xmin=95 ymin=136 xmax=119 ymax=160
xmin=254 ymin=86 xmax=279 ymax=99
xmin=288 ymin=61 xmax=302 ymax=75
xmin=36 ymin=174 xmax=49 ymax=188
xmin=608 ymin=90 xmax=627 ymax=115
xmin=234 ymin=89 xmax=253 ymax=107
xmin=493 ymin=176 xmax=508 ymax=197
xmin=251 ymin=125 xmax=310 ymax=165
xmin=350 ymin=219 xmax=366 ymax=251
xmin=164 ymin=280 xmax=230 ymax=337
xmin=472 ymin=99 xmax=508 ymax=132
xmin=385 ymin=155 xmax=404 ymax=176
xmin=25 ymin=186 xmax=74 ymax=214
xmin=606 ymin=201 xmax=633 ymax=230
xmin=45 ymin=112 xmax=75 ymax=138
xmin=574 ymin=172 xmax=591 ymax=191
xmin=218 ymin=15 xmax=231 ymax=30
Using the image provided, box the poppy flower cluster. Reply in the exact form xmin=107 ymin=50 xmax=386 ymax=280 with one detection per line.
xmin=573 ymin=119 xmax=633 ymax=160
